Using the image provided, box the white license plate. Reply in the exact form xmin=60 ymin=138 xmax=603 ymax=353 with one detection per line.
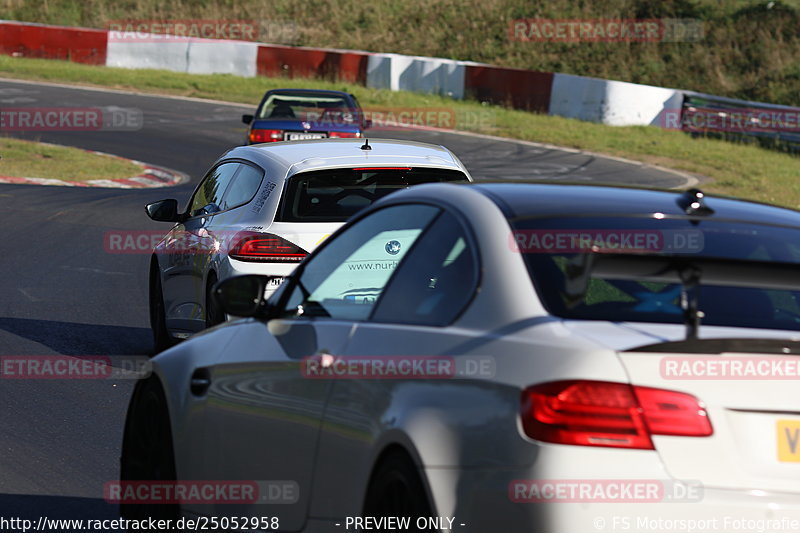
xmin=285 ymin=132 xmax=326 ymax=141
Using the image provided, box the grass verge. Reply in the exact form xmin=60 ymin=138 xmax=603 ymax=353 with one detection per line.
xmin=5 ymin=0 xmax=800 ymax=105
xmin=0 ymin=136 xmax=143 ymax=181
xmin=1 ymin=55 xmax=799 ymax=207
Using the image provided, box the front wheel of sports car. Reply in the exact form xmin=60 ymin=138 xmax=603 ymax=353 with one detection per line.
xmin=363 ymin=452 xmax=432 ymax=527
xmin=120 ymin=377 xmax=180 ymax=522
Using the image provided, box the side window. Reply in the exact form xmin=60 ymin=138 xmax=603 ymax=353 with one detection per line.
xmin=372 ymin=211 xmax=478 ymax=326
xmin=189 ymin=162 xmax=240 ymax=217
xmin=221 ymin=163 xmax=264 ymax=210
xmin=280 ymin=204 xmax=441 ymax=321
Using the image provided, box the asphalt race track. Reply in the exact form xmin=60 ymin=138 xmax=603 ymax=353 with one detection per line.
xmin=0 ymin=78 xmax=693 ymax=523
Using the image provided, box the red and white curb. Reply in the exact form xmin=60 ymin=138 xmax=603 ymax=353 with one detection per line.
xmin=0 ymin=148 xmax=188 ymax=188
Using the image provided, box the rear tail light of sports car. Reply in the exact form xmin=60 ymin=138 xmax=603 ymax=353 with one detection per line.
xmin=328 ymin=131 xmax=361 ymax=138
xmin=520 ymin=380 xmax=712 ymax=449
xmin=249 ymin=129 xmax=283 ymax=143
xmin=229 ymin=233 xmax=308 ymax=262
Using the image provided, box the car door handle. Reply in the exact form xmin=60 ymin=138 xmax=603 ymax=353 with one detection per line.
xmin=190 ymin=368 xmax=211 ymax=396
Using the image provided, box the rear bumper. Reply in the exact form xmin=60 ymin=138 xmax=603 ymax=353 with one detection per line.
xmin=219 ymin=257 xmax=300 ymax=296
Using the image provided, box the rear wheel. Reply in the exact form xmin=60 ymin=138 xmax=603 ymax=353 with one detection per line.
xmin=150 ymin=267 xmax=174 ymax=354
xmin=120 ymin=377 xmax=180 ymax=522
xmin=363 ymin=451 xmax=432 ymax=529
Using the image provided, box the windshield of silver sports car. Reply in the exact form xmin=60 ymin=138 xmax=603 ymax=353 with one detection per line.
xmin=277 ymin=167 xmax=469 ymax=222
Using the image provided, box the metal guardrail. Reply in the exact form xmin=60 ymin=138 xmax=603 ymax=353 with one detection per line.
xmin=680 ymin=91 xmax=800 ymax=154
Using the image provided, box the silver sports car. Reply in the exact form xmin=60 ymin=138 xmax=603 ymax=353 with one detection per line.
xmin=122 ymin=182 xmax=800 ymax=532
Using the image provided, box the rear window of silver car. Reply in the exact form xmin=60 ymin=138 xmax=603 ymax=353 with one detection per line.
xmin=276 ymin=167 xmax=469 ymax=223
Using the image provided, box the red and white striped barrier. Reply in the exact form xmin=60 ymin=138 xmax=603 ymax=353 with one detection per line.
xmin=463 ymin=64 xmax=554 ymax=112
xmin=257 ymin=44 xmax=369 ymax=84
xmin=10 ymin=19 xmax=791 ymax=133
xmin=106 ymin=37 xmax=259 ymax=77
xmin=549 ymin=73 xmax=683 ymax=126
xmin=0 ymin=21 xmax=106 ymax=64
xmin=367 ymin=53 xmax=467 ymax=99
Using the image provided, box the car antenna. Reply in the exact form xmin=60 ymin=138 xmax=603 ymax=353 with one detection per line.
xmin=677 ymin=188 xmax=714 ymax=216
xmin=360 ymin=138 xmax=372 ymax=151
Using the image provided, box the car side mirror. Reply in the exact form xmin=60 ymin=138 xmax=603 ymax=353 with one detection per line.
xmin=242 ymin=114 xmax=254 ymax=125
xmin=145 ymin=199 xmax=182 ymax=222
xmin=212 ymin=275 xmax=278 ymax=319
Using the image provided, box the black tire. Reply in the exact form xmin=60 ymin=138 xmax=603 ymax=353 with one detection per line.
xmin=120 ymin=377 xmax=180 ymax=522
xmin=205 ymin=273 xmax=224 ymax=328
xmin=150 ymin=266 xmax=174 ymax=354
xmin=363 ymin=452 xmax=432 ymax=529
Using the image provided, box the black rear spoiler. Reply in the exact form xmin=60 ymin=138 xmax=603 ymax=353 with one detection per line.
xmin=626 ymin=338 xmax=800 ymax=354
xmin=565 ymin=253 xmax=800 ymax=340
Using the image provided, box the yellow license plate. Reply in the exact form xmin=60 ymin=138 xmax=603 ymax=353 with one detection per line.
xmin=777 ymin=419 xmax=800 ymax=462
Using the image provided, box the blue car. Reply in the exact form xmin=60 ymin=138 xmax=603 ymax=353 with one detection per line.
xmin=242 ymin=88 xmax=371 ymax=144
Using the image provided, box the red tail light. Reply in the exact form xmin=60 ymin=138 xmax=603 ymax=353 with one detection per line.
xmin=520 ymin=380 xmax=712 ymax=449
xmin=634 ymin=386 xmax=713 ymax=436
xmin=329 ymin=131 xmax=361 ymax=138
xmin=249 ymin=129 xmax=283 ymax=143
xmin=228 ymin=233 xmax=308 ymax=262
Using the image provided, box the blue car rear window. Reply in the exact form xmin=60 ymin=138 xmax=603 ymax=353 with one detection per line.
xmin=257 ymin=94 xmax=353 ymax=122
